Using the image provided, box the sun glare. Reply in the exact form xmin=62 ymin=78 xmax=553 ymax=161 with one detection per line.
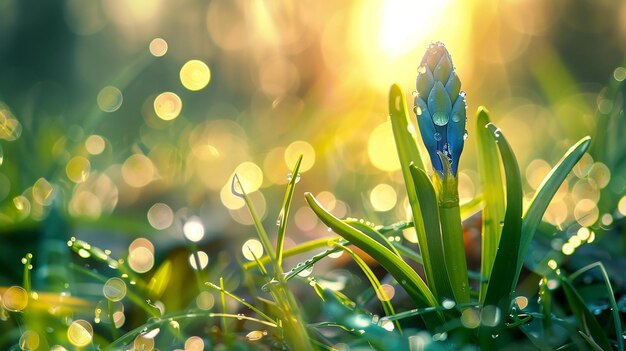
xmin=377 ymin=0 xmax=451 ymax=58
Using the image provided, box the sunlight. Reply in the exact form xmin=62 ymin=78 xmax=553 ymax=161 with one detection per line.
xmin=377 ymin=0 xmax=451 ymax=58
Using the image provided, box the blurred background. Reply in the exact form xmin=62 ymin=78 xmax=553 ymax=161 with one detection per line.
xmin=0 ymin=0 xmax=625 ymax=325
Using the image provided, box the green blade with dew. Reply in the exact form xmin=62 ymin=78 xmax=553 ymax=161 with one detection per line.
xmin=234 ymin=174 xmax=315 ymax=351
xmin=305 ymin=192 xmax=443 ymax=329
xmin=336 ymin=243 xmax=402 ymax=334
xmin=276 ymin=155 xmax=303 ymax=268
xmin=344 ymin=219 xmax=401 ymax=257
xmin=479 ymin=123 xmax=523 ymax=344
xmin=409 ymin=164 xmax=455 ymax=303
xmin=559 ymin=272 xmax=612 ymax=351
xmin=475 ymin=107 xmax=505 ymax=303
xmin=569 ymin=262 xmax=623 ymax=351
xmin=516 ymin=136 xmax=590 ymax=277
xmin=147 ymin=259 xmax=172 ymax=300
xmin=233 ymin=174 xmax=277 ymax=265
xmin=388 ymin=84 xmax=434 ymax=295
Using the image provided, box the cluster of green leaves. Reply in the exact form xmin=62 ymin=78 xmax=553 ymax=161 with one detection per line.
xmin=274 ymin=84 xmax=623 ymax=350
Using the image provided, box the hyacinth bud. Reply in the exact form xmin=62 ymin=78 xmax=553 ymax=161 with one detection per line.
xmin=414 ymin=42 xmax=467 ymax=176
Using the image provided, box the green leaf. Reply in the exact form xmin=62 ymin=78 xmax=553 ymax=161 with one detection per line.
xmin=147 ymin=260 xmax=172 ymax=299
xmin=344 ymin=219 xmax=401 ymax=257
xmin=388 ymin=84 xmax=434 ymax=294
xmin=517 ymin=136 xmax=591 ymax=275
xmin=569 ymin=262 xmax=624 ymax=351
xmin=276 ymin=155 xmax=303 ymax=268
xmin=243 ymin=237 xmax=340 ymax=271
xmin=475 ymin=107 xmax=505 ymax=303
xmin=389 ymin=84 xmax=427 ymax=172
xmin=408 ymin=165 xmax=454 ymax=302
xmin=305 ymin=192 xmax=443 ymax=329
xmin=559 ymin=273 xmax=612 ymax=351
xmin=460 ymin=194 xmax=484 ymax=221
xmin=336 ymin=243 xmax=402 ymax=334
xmin=233 ymin=174 xmax=277 ymax=265
xmin=480 ymin=123 xmax=523 ymax=343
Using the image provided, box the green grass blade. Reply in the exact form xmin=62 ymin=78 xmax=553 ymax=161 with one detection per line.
xmin=475 ymin=107 xmax=505 ymax=303
xmin=147 ymin=259 xmax=172 ymax=300
xmin=305 ymin=192 xmax=443 ymax=328
xmin=389 ymin=84 xmax=427 ymax=172
xmin=461 ymin=194 xmax=484 ymax=221
xmin=276 ymin=155 xmax=303 ymax=268
xmin=206 ymin=281 xmax=277 ymax=325
xmin=344 ymin=219 xmax=401 ymax=257
xmin=336 ymin=243 xmax=402 ymax=334
xmin=570 ymin=262 xmax=624 ymax=351
xmin=243 ymin=237 xmax=341 ymax=271
xmin=388 ymin=84 xmax=433 ymax=295
xmin=559 ymin=273 xmax=612 ymax=351
xmin=408 ymin=165 xmax=454 ymax=302
xmin=219 ymin=277 xmax=230 ymax=343
xmin=517 ymin=137 xmax=591 ymax=275
xmin=480 ymin=123 xmax=523 ymax=343
xmin=539 ymin=276 xmax=552 ymax=336
xmin=233 ymin=174 xmax=277 ymax=265
xmin=234 ymin=176 xmax=315 ymax=351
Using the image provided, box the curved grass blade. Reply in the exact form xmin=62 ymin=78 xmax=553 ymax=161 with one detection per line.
xmin=517 ymin=137 xmax=591 ymax=276
xmin=389 ymin=84 xmax=427 ymax=172
xmin=344 ymin=219 xmax=401 ymax=257
xmin=559 ymin=273 xmax=612 ymax=351
xmin=570 ymin=262 xmax=623 ymax=351
xmin=409 ymin=165 xmax=454 ymax=302
xmin=475 ymin=107 xmax=505 ymax=303
xmin=243 ymin=237 xmax=341 ymax=271
xmin=336 ymin=243 xmax=402 ymax=334
xmin=479 ymin=123 xmax=523 ymax=343
xmin=276 ymin=155 xmax=303 ymax=268
xmin=461 ymin=194 xmax=484 ymax=221
xmin=388 ymin=84 xmax=434 ymax=292
xmin=206 ymin=281 xmax=277 ymax=325
xmin=305 ymin=192 xmax=443 ymax=328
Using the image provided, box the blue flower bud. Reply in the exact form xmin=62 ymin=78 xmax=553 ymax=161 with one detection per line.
xmin=414 ymin=42 xmax=467 ymax=176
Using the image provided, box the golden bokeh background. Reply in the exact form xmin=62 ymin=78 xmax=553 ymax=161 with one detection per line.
xmin=0 ymin=0 xmax=625 ymax=286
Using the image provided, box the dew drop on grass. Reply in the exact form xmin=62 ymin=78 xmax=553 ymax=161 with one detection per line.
xmin=379 ymin=318 xmax=395 ymax=331
xmin=297 ymin=265 xmax=314 ymax=277
xmin=441 ymin=299 xmax=456 ymax=309
xmin=276 ymin=209 xmax=284 ymax=226
xmin=287 ymin=172 xmax=300 ymax=183
xmin=451 ymin=113 xmax=461 ymax=123
xmin=434 ymin=132 xmax=442 ymax=141
xmin=246 ymin=330 xmax=266 ymax=341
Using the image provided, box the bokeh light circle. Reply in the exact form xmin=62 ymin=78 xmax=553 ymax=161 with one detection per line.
xmin=154 ymin=92 xmax=182 ymax=121
xmin=97 ymin=86 xmax=123 ymax=112
xmin=180 ymin=60 xmax=211 ymax=91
